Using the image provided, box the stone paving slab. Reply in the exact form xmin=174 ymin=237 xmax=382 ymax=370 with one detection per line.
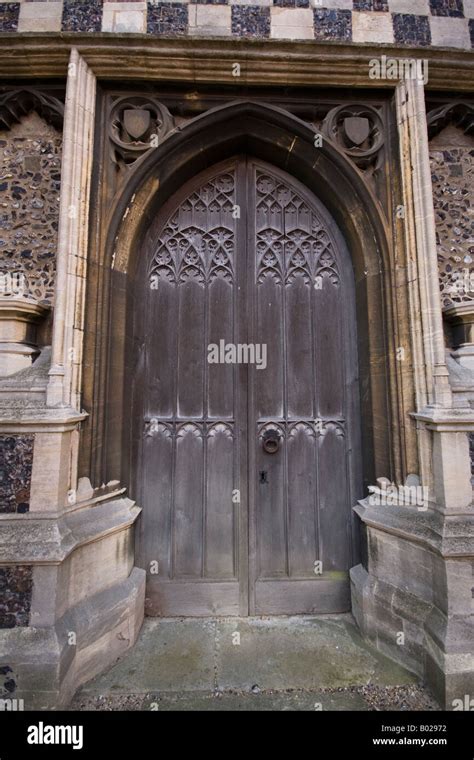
xmin=77 ymin=614 xmax=419 ymax=698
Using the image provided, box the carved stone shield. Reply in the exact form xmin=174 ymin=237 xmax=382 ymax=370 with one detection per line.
xmin=343 ymin=116 xmax=370 ymax=147
xmin=123 ymin=108 xmax=151 ymax=140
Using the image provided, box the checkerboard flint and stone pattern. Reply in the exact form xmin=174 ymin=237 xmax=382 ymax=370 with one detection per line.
xmin=0 ymin=0 xmax=472 ymax=47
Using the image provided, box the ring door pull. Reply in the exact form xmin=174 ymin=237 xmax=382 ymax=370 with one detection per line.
xmin=262 ymin=428 xmax=281 ymax=454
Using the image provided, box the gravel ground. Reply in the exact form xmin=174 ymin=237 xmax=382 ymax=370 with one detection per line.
xmin=69 ymin=684 xmax=440 ymax=712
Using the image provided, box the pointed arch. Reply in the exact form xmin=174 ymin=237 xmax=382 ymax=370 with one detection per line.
xmin=83 ymin=99 xmax=396 ymax=495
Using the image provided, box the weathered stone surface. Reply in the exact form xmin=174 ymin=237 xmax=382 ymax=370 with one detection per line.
xmin=102 ymin=3 xmax=147 ymax=34
xmin=0 ymin=496 xmax=140 ymax=563
xmin=189 ymin=4 xmax=232 ymax=35
xmin=352 ymin=10 xmax=394 ymax=42
xmin=271 ymin=6 xmax=314 ymax=37
xmin=352 ymin=499 xmax=474 ymax=707
xmin=18 ymin=2 xmax=63 ymax=33
xmin=430 ymin=15 xmax=471 ymax=47
xmin=0 ymin=567 xmax=145 ymax=709
xmin=77 ymin=615 xmax=417 ymax=698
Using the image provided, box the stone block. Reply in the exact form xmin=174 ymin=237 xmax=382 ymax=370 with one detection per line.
xmin=29 ymin=431 xmax=72 ymax=512
xmin=352 ymin=10 xmax=394 ymax=42
xmin=102 ymin=2 xmax=147 ymax=32
xmin=464 ymin=0 xmax=474 ymax=18
xmin=388 ymin=0 xmax=429 ymax=11
xmin=271 ymin=7 xmax=314 ymax=37
xmin=311 ymin=0 xmax=353 ymax=9
xmin=430 ymin=15 xmax=471 ymax=46
xmin=18 ymin=2 xmax=63 ymax=32
xmin=189 ymin=4 xmax=232 ymax=34
xmin=432 ymin=430 xmax=472 ymax=511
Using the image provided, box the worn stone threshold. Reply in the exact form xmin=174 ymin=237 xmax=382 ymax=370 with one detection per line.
xmin=70 ymin=614 xmax=441 ymax=710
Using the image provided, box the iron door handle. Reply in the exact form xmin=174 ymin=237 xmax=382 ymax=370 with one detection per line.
xmin=262 ymin=428 xmax=281 ymax=454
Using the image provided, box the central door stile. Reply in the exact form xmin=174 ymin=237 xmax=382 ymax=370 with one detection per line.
xmin=245 ymin=157 xmax=258 ymax=616
xmin=236 ymin=156 xmax=250 ymax=617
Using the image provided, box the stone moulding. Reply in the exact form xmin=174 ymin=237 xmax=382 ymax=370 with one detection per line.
xmin=355 ymin=500 xmax=474 ymax=559
xmin=0 ymin=34 xmax=472 ymax=91
xmin=0 ymin=495 xmax=141 ymax=564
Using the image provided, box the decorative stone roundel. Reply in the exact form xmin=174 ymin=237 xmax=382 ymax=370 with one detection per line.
xmin=322 ymin=104 xmax=384 ymax=170
xmin=109 ymin=96 xmax=174 ymax=166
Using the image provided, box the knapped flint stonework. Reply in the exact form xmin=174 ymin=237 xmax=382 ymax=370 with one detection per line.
xmin=0 ymin=435 xmax=34 ymax=514
xmin=0 ymin=566 xmax=33 ymax=628
xmin=353 ymin=0 xmax=388 ymax=11
xmin=231 ymin=5 xmax=271 ymax=37
xmin=430 ymin=143 xmax=474 ymax=308
xmin=392 ymin=13 xmax=432 ymax=45
xmin=0 ymin=0 xmax=471 ymax=48
xmin=429 ymin=0 xmax=464 ymax=16
xmin=147 ymin=1 xmax=188 ymax=35
xmin=0 ymin=111 xmax=61 ymax=304
xmin=62 ymin=0 xmax=104 ymax=32
xmin=313 ymin=8 xmax=353 ymax=39
xmin=273 ymin=0 xmax=310 ymax=7
xmin=0 ymin=2 xmax=20 ymax=32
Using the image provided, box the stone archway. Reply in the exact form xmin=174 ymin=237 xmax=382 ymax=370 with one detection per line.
xmin=82 ymin=100 xmax=396 ymax=507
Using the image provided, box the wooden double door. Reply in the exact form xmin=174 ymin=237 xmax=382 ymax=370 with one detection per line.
xmin=133 ymin=156 xmax=361 ymax=616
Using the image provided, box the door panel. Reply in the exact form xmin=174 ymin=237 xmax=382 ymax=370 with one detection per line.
xmin=249 ymin=162 xmax=356 ymax=614
xmin=137 ymin=162 xmax=242 ymax=615
xmin=135 ymin=156 xmax=360 ymax=616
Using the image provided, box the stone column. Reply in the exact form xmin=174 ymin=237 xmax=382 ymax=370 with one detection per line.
xmin=47 ymin=49 xmax=96 ymax=412
xmin=0 ymin=50 xmax=145 ymax=710
xmin=351 ymin=77 xmax=474 ymax=708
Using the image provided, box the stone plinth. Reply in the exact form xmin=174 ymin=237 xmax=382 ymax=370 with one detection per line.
xmin=0 ymin=298 xmax=49 ymax=377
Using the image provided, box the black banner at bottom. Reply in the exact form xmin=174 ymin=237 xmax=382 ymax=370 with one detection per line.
xmin=0 ymin=710 xmax=472 ymax=757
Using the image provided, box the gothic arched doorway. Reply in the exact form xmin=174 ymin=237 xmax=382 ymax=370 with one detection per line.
xmin=130 ymin=155 xmax=362 ymax=616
